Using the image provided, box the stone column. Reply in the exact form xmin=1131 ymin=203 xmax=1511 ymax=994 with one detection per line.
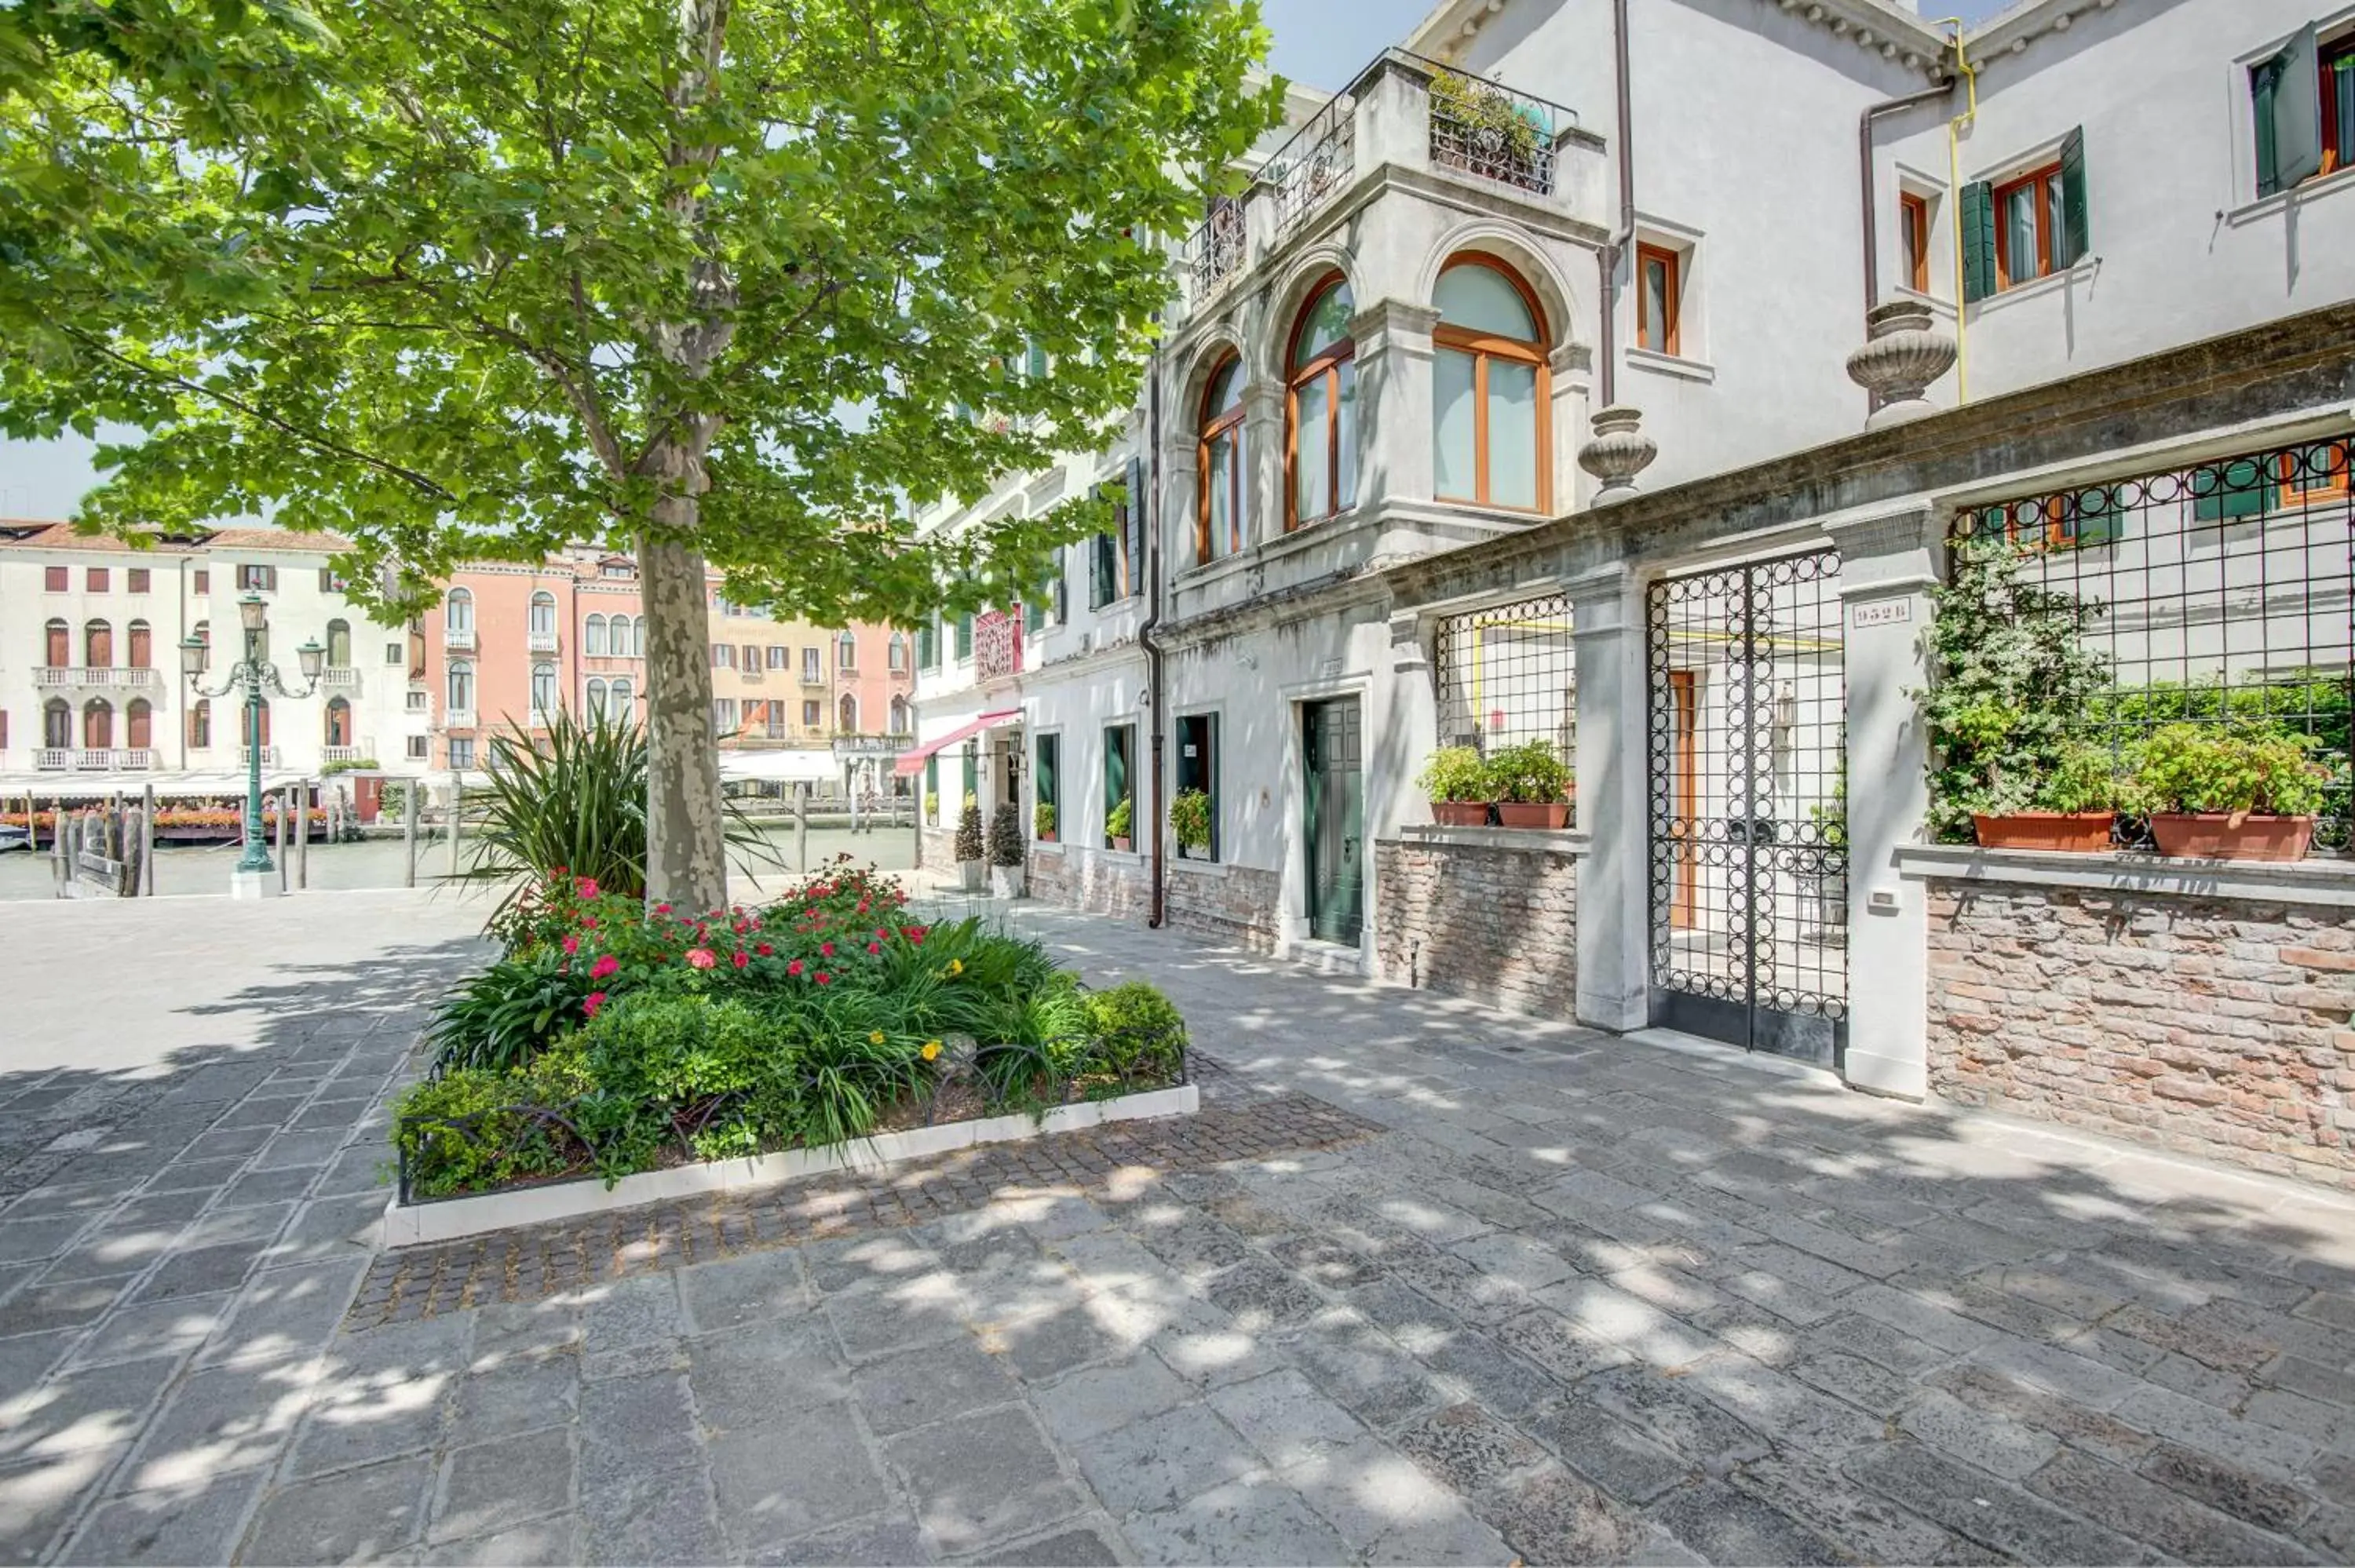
xmin=1568 ymin=563 xmax=1650 ymax=1032
xmin=1827 ymin=505 xmax=1941 ymax=1100
xmin=1240 ymin=382 xmax=1286 ymax=550
xmin=1348 ymin=300 xmax=1440 ymax=516
xmin=1548 ymin=342 xmax=1594 ymax=517
xmin=1373 ymin=610 xmax=1440 ymax=841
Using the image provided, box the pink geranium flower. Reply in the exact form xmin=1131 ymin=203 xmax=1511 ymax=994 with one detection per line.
xmin=787 ymin=959 xmax=805 ymax=977
xmin=560 ymin=934 xmax=580 ymax=956
xmin=755 ymin=943 xmax=773 ymax=957
xmin=575 ymin=877 xmax=599 ymax=899
xmin=820 ymin=941 xmax=835 ymax=957
xmin=814 ymin=971 xmax=833 ymax=986
xmin=732 ymin=950 xmax=750 ymax=969
xmin=589 ymin=954 xmax=619 ymax=980
xmin=685 ymin=947 xmax=717 ymax=969
xmin=867 ymin=942 xmax=882 ymax=955
xmin=583 ymin=990 xmax=608 ymax=1019
xmin=654 ymin=903 xmax=673 ymax=915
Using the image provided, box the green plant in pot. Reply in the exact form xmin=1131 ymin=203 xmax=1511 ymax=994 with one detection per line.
xmin=1416 ymin=744 xmax=1492 ymax=827
xmin=985 ymin=801 xmax=1027 ymax=898
xmin=954 ymin=800 xmax=987 ymax=891
xmin=1170 ymin=788 xmax=1213 ymax=858
xmin=1106 ymin=795 xmax=1134 ymax=851
xmin=2125 ymin=722 xmax=2327 ymax=862
xmin=1034 ymin=801 xmax=1057 ymax=843
xmin=1488 ymin=739 xmax=1572 ymax=829
xmin=1429 ymin=70 xmax=1548 ymax=188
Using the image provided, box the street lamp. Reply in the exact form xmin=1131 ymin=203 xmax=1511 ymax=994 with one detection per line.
xmin=183 ymin=592 xmax=324 ymax=889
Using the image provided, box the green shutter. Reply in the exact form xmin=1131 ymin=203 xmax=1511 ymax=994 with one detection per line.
xmin=1026 ymin=341 xmax=1046 ymax=380
xmin=955 ymin=611 xmax=973 ymax=658
xmin=1123 ymin=457 xmax=1146 ymax=599
xmin=2270 ymin=25 xmax=2325 ymax=195
xmin=1104 ymin=726 xmax=1128 ymax=838
xmin=1052 ymin=547 xmax=1068 ymax=623
xmin=2255 ymin=59 xmax=2283 ymax=197
xmin=925 ymin=753 xmax=938 ymax=808
xmin=961 ymin=746 xmax=976 ymax=807
xmin=916 ymin=620 xmax=937 ymax=669
xmin=1035 ymin=735 xmax=1057 ymax=814
xmin=1959 ymin=181 xmax=1996 ymax=302
xmin=2194 ymin=457 xmax=2273 ymax=523
xmin=2057 ymin=127 xmax=2090 ymax=268
xmin=1024 ymin=593 xmax=1043 ymax=636
xmin=1089 ymin=531 xmax=1113 ymax=609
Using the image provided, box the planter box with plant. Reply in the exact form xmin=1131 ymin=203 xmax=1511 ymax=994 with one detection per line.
xmin=987 ymin=802 xmax=1027 ymax=898
xmin=1170 ymin=788 xmax=1213 ymax=860
xmin=1487 ymin=739 xmax=1572 ymax=829
xmin=1034 ymin=802 xmax=1057 ymax=844
xmin=1106 ymin=796 xmax=1133 ymax=853
xmin=954 ymin=800 xmax=986 ymax=891
xmin=1416 ymin=744 xmax=1492 ymax=827
xmin=2126 ymin=723 xmax=2326 ymax=862
xmin=387 ymin=866 xmax=1196 ymax=1241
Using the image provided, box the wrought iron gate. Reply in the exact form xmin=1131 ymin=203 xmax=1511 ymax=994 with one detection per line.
xmin=1647 ymin=549 xmax=1849 ymax=1067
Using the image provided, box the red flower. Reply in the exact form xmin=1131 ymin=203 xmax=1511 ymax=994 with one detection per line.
xmin=815 ymin=972 xmax=833 ymax=985
xmin=820 ymin=941 xmax=835 ymax=957
xmin=560 ymin=934 xmax=580 ymax=956
xmin=867 ymin=942 xmax=882 ymax=955
xmin=732 ymin=950 xmax=750 ymax=969
xmin=581 ymin=916 xmax=598 ymax=930
xmin=874 ymin=927 xmax=889 ymax=940
xmin=732 ymin=920 xmax=748 ymax=934
xmin=857 ymin=898 xmax=871 ymax=914
xmin=583 ymin=990 xmax=608 ymax=1019
xmin=787 ymin=959 xmax=805 ymax=977
xmin=654 ymin=903 xmax=673 ymax=915
xmin=575 ymin=877 xmax=599 ymax=899
xmin=685 ymin=947 xmax=718 ymax=969
xmin=590 ymin=954 xmax=620 ymax=980
xmin=755 ymin=943 xmax=773 ymax=957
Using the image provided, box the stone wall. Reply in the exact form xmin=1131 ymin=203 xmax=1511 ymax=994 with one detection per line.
xmin=916 ymin=827 xmax=958 ymax=872
xmin=1027 ymin=848 xmax=1150 ymax=920
xmin=1926 ymin=880 xmax=2355 ymax=1189
xmin=1167 ymin=863 xmax=1283 ymax=953
xmin=1374 ymin=833 xmax=1577 ymax=1017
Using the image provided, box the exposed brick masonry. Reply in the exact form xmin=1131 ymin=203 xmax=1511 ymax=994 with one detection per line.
xmin=1374 ymin=837 xmax=1576 ymax=1017
xmin=1926 ymin=879 xmax=2355 ymax=1188
xmin=1025 ymin=847 xmax=1150 ymax=919
xmin=1166 ymin=862 xmax=1283 ymax=953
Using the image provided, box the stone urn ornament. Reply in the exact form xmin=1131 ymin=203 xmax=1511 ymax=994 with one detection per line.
xmin=1846 ymin=300 xmax=1959 ymax=428
xmin=1577 ymin=406 xmax=1657 ymax=504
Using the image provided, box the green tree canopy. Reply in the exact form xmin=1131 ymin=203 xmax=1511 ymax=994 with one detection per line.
xmin=2 ymin=0 xmax=1280 ymax=905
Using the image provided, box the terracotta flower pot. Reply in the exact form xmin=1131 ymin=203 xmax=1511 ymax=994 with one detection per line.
xmin=1430 ymin=800 xmax=1490 ymax=827
xmin=1973 ymin=812 xmax=2115 ymax=853
xmin=1495 ymin=801 xmax=1571 ymax=830
xmin=2149 ymin=813 xmax=2314 ymax=862
xmin=1112 ymin=835 xmax=1131 ymax=853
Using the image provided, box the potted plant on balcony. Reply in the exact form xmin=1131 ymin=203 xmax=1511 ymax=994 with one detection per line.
xmin=986 ymin=802 xmax=1027 ymax=898
xmin=954 ymin=800 xmax=987 ymax=891
xmin=1170 ymin=788 xmax=1212 ymax=860
xmin=1945 ymin=695 xmax=2124 ymax=853
xmin=1106 ymin=796 xmax=1133 ymax=853
xmin=1035 ymin=801 xmax=1057 ymax=844
xmin=1488 ymin=740 xmax=1572 ymax=829
xmin=1429 ymin=69 xmax=1550 ymax=191
xmin=2125 ymin=723 xmax=2327 ymax=862
xmin=1417 ymin=745 xmax=1492 ymax=827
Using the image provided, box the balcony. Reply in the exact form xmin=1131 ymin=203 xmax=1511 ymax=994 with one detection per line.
xmin=35 ymin=748 xmax=153 ymax=771
xmin=974 ymin=611 xmax=1024 ymax=684
xmin=800 ymin=673 xmax=828 ymax=688
xmin=742 ymin=666 xmax=765 ymax=684
xmin=239 ymin=746 xmax=281 ymax=767
xmin=323 ymin=745 xmax=362 ymax=765
xmin=528 ymin=629 xmax=560 ymax=654
xmin=444 ymin=709 xmax=477 ymax=729
xmin=445 ymin=627 xmax=476 ymax=653
xmin=321 ymin=666 xmax=360 ymax=688
xmin=34 ymin=666 xmax=162 ymax=690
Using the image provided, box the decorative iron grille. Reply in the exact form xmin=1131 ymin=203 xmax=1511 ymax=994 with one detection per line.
xmin=1183 ymin=197 xmax=1248 ymax=306
xmin=1268 ymin=94 xmax=1356 ymax=236
xmin=973 ymin=610 xmax=1022 ymax=684
xmin=1949 ymin=435 xmax=2355 ymax=848
xmin=1426 ymin=68 xmax=1560 ymax=197
xmin=1435 ymin=593 xmax=1575 ymax=765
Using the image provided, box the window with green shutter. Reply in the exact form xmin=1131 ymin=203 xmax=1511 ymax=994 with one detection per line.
xmin=1089 ymin=530 xmax=1115 ymax=610
xmin=1026 ymin=341 xmax=1047 ymax=380
xmin=2193 ymin=456 xmax=2274 ymax=523
xmin=917 ymin=620 xmax=937 ymax=669
xmin=960 ymin=744 xmax=977 ymax=809
xmin=1102 ymin=724 xmax=1133 ymax=848
xmin=1035 ymin=733 xmax=1061 ymax=840
xmin=2057 ymin=127 xmax=2089 ymax=268
xmin=1959 ymin=180 xmax=1996 ymax=302
xmin=1023 ymin=593 xmax=1043 ymax=636
xmin=1176 ymin=713 xmax=1218 ymax=862
xmin=925 ymin=754 xmax=940 ymax=821
xmin=955 ymin=611 xmax=973 ymax=659
xmin=2255 ymin=24 xmax=2326 ymax=198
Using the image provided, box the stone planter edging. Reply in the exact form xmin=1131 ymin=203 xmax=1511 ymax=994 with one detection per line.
xmin=379 ymin=1082 xmax=1199 ymax=1249
xmin=1894 ymin=842 xmax=2355 ymax=907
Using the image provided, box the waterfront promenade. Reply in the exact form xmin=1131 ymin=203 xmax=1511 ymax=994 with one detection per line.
xmin=1 ymin=889 xmax=2351 ymax=1564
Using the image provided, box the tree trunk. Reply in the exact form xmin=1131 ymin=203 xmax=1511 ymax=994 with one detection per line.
xmin=641 ymin=521 xmax=727 ymax=911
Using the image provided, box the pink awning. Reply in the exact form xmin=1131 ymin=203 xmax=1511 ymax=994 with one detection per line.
xmin=891 ymin=709 xmax=1020 ymax=776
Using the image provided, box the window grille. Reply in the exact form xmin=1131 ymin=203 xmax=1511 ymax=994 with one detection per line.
xmin=1434 ymin=592 xmax=1576 ymax=763
xmin=1950 ymin=435 xmax=2353 ymax=847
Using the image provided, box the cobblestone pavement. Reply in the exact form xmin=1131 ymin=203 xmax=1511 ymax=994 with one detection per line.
xmin=2 ymin=893 xmax=2353 ymax=1564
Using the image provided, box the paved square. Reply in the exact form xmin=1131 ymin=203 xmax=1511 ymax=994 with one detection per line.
xmin=2 ymin=890 xmax=2353 ymax=1563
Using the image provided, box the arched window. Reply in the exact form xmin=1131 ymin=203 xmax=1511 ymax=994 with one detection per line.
xmin=608 ymin=677 xmax=633 ymax=717
xmin=889 ymin=695 xmax=910 ymax=735
xmin=126 ymin=698 xmax=152 ymax=750
xmin=188 ymin=698 xmax=212 ymax=749
xmin=585 ymin=614 xmax=608 ymax=657
xmin=444 ymin=586 xmax=473 ymax=634
xmin=44 ymin=618 xmax=69 ymax=668
xmin=838 ymin=693 xmax=858 ymax=733
xmin=531 ymin=662 xmax=558 ymax=717
xmin=127 ymin=620 xmax=152 ymax=670
xmin=586 ymin=676 xmax=609 ymax=719
xmin=529 ymin=590 xmax=557 ymax=640
xmin=837 ymin=631 xmax=858 ymax=671
xmin=43 ymin=698 xmax=71 ymax=749
xmin=254 ymin=697 xmax=272 ymax=748
xmin=83 ymin=698 xmax=112 ymax=749
xmin=85 ymin=619 xmax=113 ymax=669
xmin=325 ymin=697 xmax=352 ymax=746
xmin=1433 ymin=256 xmax=1549 ymax=511
xmin=1198 ymin=352 xmax=1247 ymax=563
xmin=447 ymin=659 xmax=474 ymax=714
xmin=325 ymin=618 xmax=352 ymax=666
xmin=611 ymin=615 xmax=635 ymax=658
xmin=887 ymin=633 xmax=907 ymax=672
xmin=1286 ymin=275 xmax=1358 ymax=530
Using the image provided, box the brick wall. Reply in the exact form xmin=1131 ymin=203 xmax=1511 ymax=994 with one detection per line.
xmin=916 ymin=826 xmax=958 ymax=870
xmin=1027 ymin=848 xmax=1150 ymax=920
xmin=1167 ymin=864 xmax=1283 ymax=953
xmin=1926 ymin=880 xmax=2355 ymax=1189
xmin=1374 ymin=836 xmax=1577 ymax=1017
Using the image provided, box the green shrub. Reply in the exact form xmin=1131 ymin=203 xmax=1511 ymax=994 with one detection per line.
xmin=955 ymin=801 xmax=985 ymax=862
xmin=1081 ymin=981 xmax=1185 ymax=1084
xmin=1169 ymin=788 xmax=1212 ymax=851
xmin=1485 ymin=740 xmax=1570 ymax=804
xmin=1106 ymin=797 xmax=1133 ymax=841
xmin=2036 ymin=742 xmax=2128 ymax=815
xmin=2127 ymin=724 xmax=2328 ymax=818
xmin=425 ymin=949 xmax=592 ymax=1075
xmin=987 ymin=802 xmax=1025 ymax=866
xmin=1035 ymin=801 xmax=1057 ymax=840
xmin=392 ymin=1042 xmax=595 ymax=1198
xmin=1415 ymin=745 xmax=1490 ymax=803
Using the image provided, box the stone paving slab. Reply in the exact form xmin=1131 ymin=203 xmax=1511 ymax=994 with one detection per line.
xmin=4 ymin=895 xmax=2355 ymax=1564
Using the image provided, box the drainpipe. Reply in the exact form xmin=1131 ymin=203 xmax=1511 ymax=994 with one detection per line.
xmin=1597 ymin=0 xmax=1635 ymax=408
xmin=1142 ymin=347 xmax=1167 ymax=929
xmin=1857 ymin=79 xmax=1955 ymax=324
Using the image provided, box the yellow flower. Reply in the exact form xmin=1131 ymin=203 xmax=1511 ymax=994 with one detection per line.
xmin=947 ymin=958 xmax=964 ymax=976
xmin=922 ymin=1040 xmax=943 ymax=1062
xmin=868 ymin=1030 xmax=885 ymax=1045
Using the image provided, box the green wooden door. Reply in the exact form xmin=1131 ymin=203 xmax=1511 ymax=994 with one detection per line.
xmin=1302 ymin=698 xmax=1364 ymax=945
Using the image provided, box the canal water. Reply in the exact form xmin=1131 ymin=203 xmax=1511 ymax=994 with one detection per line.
xmin=0 ymin=825 xmax=918 ymax=902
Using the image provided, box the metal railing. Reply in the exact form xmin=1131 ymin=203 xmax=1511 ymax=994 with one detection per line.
xmin=1181 ymin=197 xmax=1250 ymax=306
xmin=1268 ymin=93 xmax=1357 ymax=237
xmin=1424 ymin=60 xmax=1565 ymax=198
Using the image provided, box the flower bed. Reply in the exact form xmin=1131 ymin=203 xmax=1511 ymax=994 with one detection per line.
xmin=391 ymin=859 xmax=1190 ymax=1207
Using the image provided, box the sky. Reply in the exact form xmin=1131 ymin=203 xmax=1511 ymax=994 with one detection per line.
xmin=0 ymin=0 xmax=2018 ymax=523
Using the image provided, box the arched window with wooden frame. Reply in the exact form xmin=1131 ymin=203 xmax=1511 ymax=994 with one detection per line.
xmin=44 ymin=618 xmax=69 ymax=668
xmin=1196 ymin=352 xmax=1247 ymax=563
xmin=85 ymin=619 xmax=113 ymax=669
xmin=83 ymin=698 xmax=112 ymax=749
xmin=1285 ymin=274 xmax=1358 ymax=531
xmin=43 ymin=698 xmax=71 ymax=749
xmin=127 ymin=620 xmax=153 ymax=669
xmin=325 ymin=618 xmax=352 ymax=667
xmin=126 ymin=698 xmax=153 ymax=750
xmin=188 ymin=698 xmax=212 ymax=749
xmin=1432 ymin=254 xmax=1550 ymax=512
xmin=325 ymin=697 xmax=352 ymax=746
xmin=585 ymin=614 xmax=609 ymax=657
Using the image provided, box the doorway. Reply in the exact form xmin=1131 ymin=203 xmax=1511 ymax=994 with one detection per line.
xmin=1302 ymin=697 xmax=1364 ymax=946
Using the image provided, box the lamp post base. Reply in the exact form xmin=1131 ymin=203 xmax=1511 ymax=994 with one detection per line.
xmin=230 ymin=870 xmax=284 ymax=901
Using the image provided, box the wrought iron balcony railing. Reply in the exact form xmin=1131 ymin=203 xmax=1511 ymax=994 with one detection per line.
xmin=1267 ymin=93 xmax=1356 ymax=238
xmin=1425 ymin=61 xmax=1563 ymax=197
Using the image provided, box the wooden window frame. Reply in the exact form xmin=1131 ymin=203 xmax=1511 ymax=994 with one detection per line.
xmin=1196 ymin=353 xmax=1247 ymax=564
xmin=1432 ymin=254 xmax=1552 ymax=514
xmin=1283 ymin=272 xmax=1355 ymax=534
xmin=1992 ymin=162 xmax=2061 ymax=290
xmin=86 ymin=567 xmax=108 ymax=593
xmin=2326 ymin=35 xmax=2355 ymax=177
xmin=1900 ymin=192 xmax=1931 ymax=294
xmin=1634 ymin=243 xmax=1681 ymax=356
xmin=2280 ymin=440 xmax=2352 ymax=506
xmin=43 ymin=565 xmax=66 ymax=593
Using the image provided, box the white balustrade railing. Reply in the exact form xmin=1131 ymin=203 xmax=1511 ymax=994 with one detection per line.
xmin=34 ymin=666 xmax=161 ymax=688
xmin=321 ymin=666 xmax=360 ymax=688
xmin=445 ymin=628 xmax=476 ymax=653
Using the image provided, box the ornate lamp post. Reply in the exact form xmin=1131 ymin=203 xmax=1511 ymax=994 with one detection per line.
xmin=182 ymin=593 xmax=323 ymax=893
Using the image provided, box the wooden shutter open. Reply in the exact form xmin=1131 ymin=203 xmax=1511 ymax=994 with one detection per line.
xmin=1123 ymin=456 xmax=1146 ymax=599
xmin=2271 ymin=25 xmax=2326 ymax=194
xmin=1959 ymin=181 xmax=1997 ymax=302
xmin=2057 ymin=127 xmax=2090 ymax=267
